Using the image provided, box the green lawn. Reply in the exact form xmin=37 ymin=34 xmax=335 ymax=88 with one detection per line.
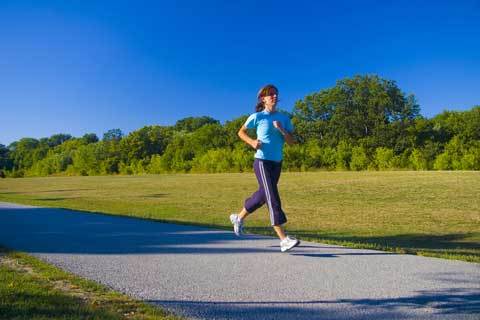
xmin=0 ymin=171 xmax=479 ymax=262
xmin=0 ymin=247 xmax=182 ymax=320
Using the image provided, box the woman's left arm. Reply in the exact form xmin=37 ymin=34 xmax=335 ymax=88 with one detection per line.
xmin=273 ymin=121 xmax=296 ymax=145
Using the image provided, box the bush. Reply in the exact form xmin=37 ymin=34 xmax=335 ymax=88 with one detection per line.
xmin=335 ymin=141 xmax=352 ymax=170
xmin=320 ymin=147 xmax=337 ymax=170
xmin=147 ymin=155 xmax=165 ymax=174
xmin=461 ymin=143 xmax=480 ymax=170
xmin=350 ymin=146 xmax=369 ymax=171
xmin=231 ymin=144 xmax=253 ymax=172
xmin=409 ymin=148 xmax=428 ymax=170
xmin=303 ymin=139 xmax=322 ymax=169
xmin=433 ymin=152 xmax=451 ymax=170
xmin=374 ymin=147 xmax=394 ymax=170
xmin=119 ymin=159 xmax=147 ymax=175
xmin=191 ymin=148 xmax=234 ymax=173
xmin=283 ymin=144 xmax=305 ymax=171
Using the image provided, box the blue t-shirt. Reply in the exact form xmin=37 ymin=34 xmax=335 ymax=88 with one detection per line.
xmin=244 ymin=110 xmax=294 ymax=162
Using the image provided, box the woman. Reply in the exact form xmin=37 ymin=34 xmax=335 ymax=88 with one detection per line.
xmin=230 ymin=84 xmax=300 ymax=252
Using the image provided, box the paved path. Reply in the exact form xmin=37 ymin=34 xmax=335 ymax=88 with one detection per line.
xmin=0 ymin=201 xmax=479 ymax=319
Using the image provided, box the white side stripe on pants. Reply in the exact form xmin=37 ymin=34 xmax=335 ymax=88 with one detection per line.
xmin=259 ymin=161 xmax=275 ymax=225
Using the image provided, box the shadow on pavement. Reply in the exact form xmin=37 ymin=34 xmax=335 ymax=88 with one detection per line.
xmin=0 ymin=206 xmax=276 ymax=255
xmin=149 ymin=288 xmax=480 ymax=320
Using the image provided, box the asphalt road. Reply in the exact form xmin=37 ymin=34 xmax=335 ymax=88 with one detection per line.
xmin=0 ymin=201 xmax=479 ymax=319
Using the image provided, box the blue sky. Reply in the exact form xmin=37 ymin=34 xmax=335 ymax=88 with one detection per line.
xmin=1 ymin=0 xmax=479 ymax=145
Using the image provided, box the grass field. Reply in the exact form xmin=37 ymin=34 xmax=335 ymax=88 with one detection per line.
xmin=0 ymin=246 xmax=182 ymax=320
xmin=0 ymin=171 xmax=479 ymax=262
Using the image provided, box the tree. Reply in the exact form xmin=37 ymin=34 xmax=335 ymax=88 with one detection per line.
xmin=46 ymin=134 xmax=72 ymax=147
xmin=102 ymin=129 xmax=123 ymax=142
xmin=9 ymin=138 xmax=40 ymax=170
xmin=174 ymin=116 xmax=219 ymax=132
xmin=293 ymin=75 xmax=420 ymax=150
xmin=0 ymin=144 xmax=12 ymax=171
xmin=189 ymin=123 xmax=227 ymax=154
xmin=82 ymin=133 xmax=99 ymax=144
xmin=120 ymin=125 xmax=172 ymax=162
xmin=223 ymin=115 xmax=249 ymax=146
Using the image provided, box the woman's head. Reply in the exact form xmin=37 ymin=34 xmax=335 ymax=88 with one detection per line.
xmin=256 ymin=84 xmax=279 ymax=112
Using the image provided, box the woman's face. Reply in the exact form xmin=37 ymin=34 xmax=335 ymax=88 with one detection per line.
xmin=262 ymin=91 xmax=278 ymax=109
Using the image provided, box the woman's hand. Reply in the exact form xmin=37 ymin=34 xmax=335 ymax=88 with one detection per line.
xmin=273 ymin=121 xmax=296 ymax=145
xmin=273 ymin=121 xmax=283 ymax=130
xmin=238 ymin=125 xmax=263 ymax=150
xmin=251 ymin=139 xmax=262 ymax=150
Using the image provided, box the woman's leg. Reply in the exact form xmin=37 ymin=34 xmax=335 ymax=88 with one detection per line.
xmin=238 ymin=207 xmax=250 ymax=220
xmin=230 ymin=159 xmax=265 ymax=236
xmin=257 ymin=160 xmax=287 ymax=228
xmin=272 ymin=225 xmax=287 ymax=240
xmin=242 ymin=159 xmax=267 ymax=219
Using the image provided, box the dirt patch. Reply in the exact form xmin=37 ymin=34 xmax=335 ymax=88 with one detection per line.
xmin=0 ymin=254 xmax=90 ymax=300
xmin=0 ymin=255 xmax=35 ymax=275
xmin=0 ymin=254 xmax=143 ymax=318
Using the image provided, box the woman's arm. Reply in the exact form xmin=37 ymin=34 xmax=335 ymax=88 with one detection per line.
xmin=238 ymin=125 xmax=262 ymax=150
xmin=273 ymin=121 xmax=296 ymax=145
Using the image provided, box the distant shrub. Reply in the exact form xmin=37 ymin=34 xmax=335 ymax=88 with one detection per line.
xmin=335 ymin=141 xmax=352 ymax=170
xmin=433 ymin=153 xmax=451 ymax=170
xmin=350 ymin=146 xmax=369 ymax=171
xmin=409 ymin=148 xmax=428 ymax=170
xmin=374 ymin=147 xmax=394 ymax=170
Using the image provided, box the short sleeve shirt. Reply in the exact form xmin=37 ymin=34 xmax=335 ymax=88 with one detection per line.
xmin=244 ymin=110 xmax=294 ymax=162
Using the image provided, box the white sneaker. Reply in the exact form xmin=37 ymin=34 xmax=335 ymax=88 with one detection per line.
xmin=229 ymin=213 xmax=243 ymax=236
xmin=280 ymin=236 xmax=300 ymax=252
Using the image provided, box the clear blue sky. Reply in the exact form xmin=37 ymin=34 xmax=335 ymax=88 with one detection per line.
xmin=1 ymin=0 xmax=479 ymax=145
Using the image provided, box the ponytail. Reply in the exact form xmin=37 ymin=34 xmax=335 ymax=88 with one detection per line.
xmin=255 ymin=101 xmax=265 ymax=112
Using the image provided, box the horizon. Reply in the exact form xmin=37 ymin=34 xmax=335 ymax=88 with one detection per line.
xmin=1 ymin=1 xmax=479 ymax=145
xmin=2 ymin=95 xmax=479 ymax=146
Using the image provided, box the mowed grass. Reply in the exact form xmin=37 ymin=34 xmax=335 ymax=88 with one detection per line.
xmin=0 ymin=171 xmax=479 ymax=262
xmin=0 ymin=247 xmax=182 ymax=320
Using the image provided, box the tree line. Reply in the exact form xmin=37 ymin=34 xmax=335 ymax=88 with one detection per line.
xmin=1 ymin=75 xmax=479 ymax=177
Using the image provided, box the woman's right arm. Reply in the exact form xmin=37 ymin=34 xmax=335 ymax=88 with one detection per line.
xmin=238 ymin=125 xmax=261 ymax=150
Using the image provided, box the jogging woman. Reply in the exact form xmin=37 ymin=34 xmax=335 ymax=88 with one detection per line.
xmin=230 ymin=84 xmax=300 ymax=252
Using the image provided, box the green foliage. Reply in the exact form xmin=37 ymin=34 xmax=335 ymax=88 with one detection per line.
xmin=303 ymin=139 xmax=322 ymax=169
xmin=27 ymin=152 xmax=72 ymax=176
xmin=434 ymin=152 xmax=451 ymax=170
xmin=45 ymin=133 xmax=72 ymax=147
xmin=408 ymin=148 xmax=429 ymax=170
xmin=0 ymin=144 xmax=12 ymax=170
xmin=191 ymin=148 xmax=235 ymax=173
xmin=119 ymin=159 xmax=148 ymax=175
xmin=292 ymin=74 xmax=420 ymax=149
xmin=283 ymin=144 xmax=306 ymax=171
xmin=374 ymin=147 xmax=394 ymax=170
xmin=174 ymin=116 xmax=219 ymax=132
xmin=120 ymin=125 xmax=172 ymax=163
xmin=350 ymin=146 xmax=369 ymax=171
xmin=2 ymin=76 xmax=479 ymax=176
xmin=319 ymin=146 xmax=337 ymax=170
xmin=102 ymin=129 xmax=123 ymax=142
xmin=232 ymin=144 xmax=254 ymax=172
xmin=335 ymin=140 xmax=352 ymax=170
xmin=82 ymin=133 xmax=99 ymax=144
xmin=223 ymin=115 xmax=249 ymax=146
xmin=9 ymin=138 xmax=40 ymax=170
xmin=71 ymin=144 xmax=102 ymax=176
